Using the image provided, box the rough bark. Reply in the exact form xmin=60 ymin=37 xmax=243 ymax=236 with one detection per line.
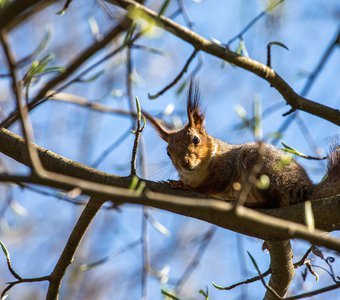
xmin=264 ymin=240 xmax=294 ymax=300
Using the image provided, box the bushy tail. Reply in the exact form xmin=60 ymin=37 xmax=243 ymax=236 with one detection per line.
xmin=311 ymin=145 xmax=340 ymax=199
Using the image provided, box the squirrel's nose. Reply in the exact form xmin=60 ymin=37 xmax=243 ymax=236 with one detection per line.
xmin=181 ymin=158 xmax=189 ymax=169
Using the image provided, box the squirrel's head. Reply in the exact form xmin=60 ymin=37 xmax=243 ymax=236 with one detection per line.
xmin=144 ymin=81 xmax=216 ymax=187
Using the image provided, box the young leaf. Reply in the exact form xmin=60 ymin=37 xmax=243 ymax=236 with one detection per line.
xmin=77 ymin=70 xmax=105 ymax=83
xmin=235 ymin=38 xmax=249 ymax=58
xmin=161 ymin=289 xmax=181 ymax=300
xmin=149 ymin=213 xmax=171 ymax=236
xmin=128 ymin=175 xmax=139 ymax=191
xmin=0 ymin=240 xmax=9 ymax=260
xmin=247 ymin=251 xmax=261 ymax=275
xmin=268 ymin=41 xmax=289 ymax=51
xmin=281 ymin=142 xmax=301 ymax=153
xmin=176 ymin=79 xmax=189 ymax=96
xmin=199 ymin=286 xmax=209 ymax=300
xmin=211 ymin=282 xmax=225 ymax=290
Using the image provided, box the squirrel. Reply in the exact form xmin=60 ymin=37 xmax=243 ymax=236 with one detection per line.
xmin=143 ymin=81 xmax=340 ymax=208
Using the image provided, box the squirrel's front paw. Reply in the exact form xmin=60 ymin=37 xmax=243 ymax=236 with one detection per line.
xmin=166 ymin=180 xmax=190 ymax=190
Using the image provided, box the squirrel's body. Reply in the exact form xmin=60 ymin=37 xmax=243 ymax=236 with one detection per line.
xmin=144 ymin=81 xmax=340 ymax=208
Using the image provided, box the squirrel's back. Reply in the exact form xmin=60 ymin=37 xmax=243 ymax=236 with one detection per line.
xmin=196 ymin=140 xmax=314 ymax=208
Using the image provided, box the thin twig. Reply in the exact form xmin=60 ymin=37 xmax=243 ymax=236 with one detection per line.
xmin=284 ymin=283 xmax=340 ymax=300
xmin=247 ymin=251 xmax=283 ymax=299
xmin=175 ymin=0 xmax=194 ymax=28
xmin=130 ymin=95 xmax=144 ymax=176
xmin=49 ymin=92 xmax=137 ymax=118
xmin=215 ymin=246 xmax=313 ymax=291
xmin=1 ymin=276 xmax=50 ymax=299
xmin=148 ymin=48 xmax=199 ymax=99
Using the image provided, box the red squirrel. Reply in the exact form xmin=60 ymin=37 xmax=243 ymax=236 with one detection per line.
xmin=143 ymin=81 xmax=340 ymax=208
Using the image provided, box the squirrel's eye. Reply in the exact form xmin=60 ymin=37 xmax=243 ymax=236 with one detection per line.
xmin=167 ymin=150 xmax=171 ymax=157
xmin=193 ymin=136 xmax=200 ymax=145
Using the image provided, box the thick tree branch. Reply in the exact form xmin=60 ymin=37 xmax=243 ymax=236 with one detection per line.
xmin=0 ymin=128 xmax=339 ymax=251
xmin=264 ymin=240 xmax=294 ymax=300
xmin=107 ymin=0 xmax=340 ymax=126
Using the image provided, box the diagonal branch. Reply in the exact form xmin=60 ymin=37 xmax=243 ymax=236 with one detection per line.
xmin=0 ymin=0 xmax=45 ymax=30
xmin=107 ymin=0 xmax=340 ymax=126
xmin=46 ymin=197 xmax=105 ymax=300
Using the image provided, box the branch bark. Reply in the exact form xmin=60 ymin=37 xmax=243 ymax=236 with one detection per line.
xmin=107 ymin=0 xmax=340 ymax=126
xmin=264 ymin=240 xmax=294 ymax=300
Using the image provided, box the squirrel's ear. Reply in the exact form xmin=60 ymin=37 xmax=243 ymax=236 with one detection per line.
xmin=187 ymin=79 xmax=205 ymax=130
xmin=142 ymin=110 xmax=170 ymax=142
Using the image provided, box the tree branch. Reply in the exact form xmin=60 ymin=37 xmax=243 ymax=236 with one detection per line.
xmin=46 ymin=197 xmax=105 ymax=300
xmin=107 ymin=0 xmax=340 ymax=126
xmin=0 ymin=0 xmax=45 ymax=30
xmin=0 ymin=128 xmax=339 ymax=251
xmin=264 ymin=240 xmax=294 ymax=300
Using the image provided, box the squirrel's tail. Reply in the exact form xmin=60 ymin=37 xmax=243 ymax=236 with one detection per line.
xmin=311 ymin=144 xmax=340 ymax=199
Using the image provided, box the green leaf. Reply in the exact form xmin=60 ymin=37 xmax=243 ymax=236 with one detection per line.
xmin=235 ymin=38 xmax=249 ymax=58
xmin=124 ymin=22 xmax=137 ymax=45
xmin=161 ymin=289 xmax=181 ymax=300
xmin=128 ymin=175 xmax=139 ymax=191
xmin=134 ymin=45 xmax=165 ymax=56
xmin=135 ymin=96 xmax=141 ymax=120
xmin=0 ymin=240 xmax=9 ymax=259
xmin=135 ymin=180 xmax=146 ymax=195
xmin=176 ymin=79 xmax=189 ymax=96
xmin=268 ymin=41 xmax=289 ymax=51
xmin=247 ymin=251 xmax=261 ymax=275
xmin=281 ymin=142 xmax=305 ymax=157
xmin=158 ymin=0 xmax=171 ymax=18
xmin=199 ymin=286 xmax=209 ymax=300
xmin=304 ymin=201 xmax=315 ymax=231
xmin=78 ymin=70 xmax=104 ymax=83
xmin=212 ymin=282 xmax=225 ymax=290
xmin=234 ymin=104 xmax=247 ymax=120
xmin=43 ymin=66 xmax=65 ymax=74
xmin=149 ymin=214 xmax=171 ymax=236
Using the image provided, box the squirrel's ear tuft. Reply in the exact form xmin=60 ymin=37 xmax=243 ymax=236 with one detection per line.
xmin=142 ymin=110 xmax=170 ymax=142
xmin=187 ymin=78 xmax=205 ymax=130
